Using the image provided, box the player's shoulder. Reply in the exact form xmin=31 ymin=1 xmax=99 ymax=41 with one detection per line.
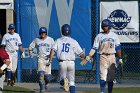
xmin=96 ymin=32 xmax=103 ymax=37
xmin=3 ymin=33 xmax=12 ymax=38
xmin=62 ymin=36 xmax=76 ymax=41
xmin=3 ymin=33 xmax=9 ymax=36
xmin=110 ymin=31 xmax=118 ymax=37
xmin=34 ymin=37 xmax=41 ymax=41
xmin=47 ymin=36 xmax=54 ymax=40
xmin=110 ymin=31 xmax=116 ymax=34
xmin=14 ymin=32 xmax=20 ymax=36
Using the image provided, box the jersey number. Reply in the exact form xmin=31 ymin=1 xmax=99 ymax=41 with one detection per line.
xmin=62 ymin=43 xmax=70 ymax=53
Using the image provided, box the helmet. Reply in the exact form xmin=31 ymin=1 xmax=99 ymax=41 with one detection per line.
xmin=101 ymin=19 xmax=112 ymax=29
xmin=61 ymin=24 xmax=71 ymax=36
xmin=39 ymin=27 xmax=47 ymax=35
xmin=8 ymin=24 xmax=15 ymax=30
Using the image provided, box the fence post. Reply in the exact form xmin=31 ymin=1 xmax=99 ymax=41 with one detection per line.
xmin=95 ymin=0 xmax=100 ymax=84
xmin=16 ymin=0 xmax=21 ymax=82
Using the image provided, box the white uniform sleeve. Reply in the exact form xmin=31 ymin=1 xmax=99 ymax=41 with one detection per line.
xmin=73 ymin=40 xmax=83 ymax=56
xmin=17 ymin=34 xmax=22 ymax=46
xmin=29 ymin=38 xmax=37 ymax=49
xmin=92 ymin=35 xmax=100 ymax=49
xmin=52 ymin=40 xmax=58 ymax=52
xmin=51 ymin=38 xmax=55 ymax=48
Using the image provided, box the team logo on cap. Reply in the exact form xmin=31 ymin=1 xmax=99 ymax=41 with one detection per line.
xmin=108 ymin=9 xmax=131 ymax=30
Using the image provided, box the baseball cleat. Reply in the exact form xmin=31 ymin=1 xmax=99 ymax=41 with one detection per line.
xmin=7 ymin=80 xmax=11 ymax=86
xmin=45 ymin=84 xmax=49 ymax=90
xmin=39 ymin=89 xmax=45 ymax=93
xmin=11 ymin=81 xmax=15 ymax=86
xmin=63 ymin=78 xmax=69 ymax=91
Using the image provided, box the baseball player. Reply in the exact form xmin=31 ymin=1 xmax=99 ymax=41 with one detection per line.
xmin=28 ymin=27 xmax=54 ymax=93
xmin=0 ymin=47 xmax=10 ymax=93
xmin=49 ymin=24 xmax=85 ymax=93
xmin=81 ymin=19 xmax=122 ymax=93
xmin=1 ymin=24 xmax=24 ymax=86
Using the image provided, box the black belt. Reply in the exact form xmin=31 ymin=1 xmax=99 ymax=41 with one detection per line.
xmin=101 ymin=53 xmax=115 ymax=56
xmin=58 ymin=60 xmax=74 ymax=62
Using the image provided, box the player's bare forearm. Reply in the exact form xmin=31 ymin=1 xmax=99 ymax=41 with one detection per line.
xmin=88 ymin=49 xmax=95 ymax=57
xmin=19 ymin=46 xmax=24 ymax=53
xmin=79 ymin=54 xmax=86 ymax=59
xmin=49 ymin=49 xmax=55 ymax=61
xmin=28 ymin=48 xmax=32 ymax=57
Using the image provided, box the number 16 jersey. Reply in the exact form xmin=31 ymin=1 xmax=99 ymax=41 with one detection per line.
xmin=52 ymin=36 xmax=83 ymax=60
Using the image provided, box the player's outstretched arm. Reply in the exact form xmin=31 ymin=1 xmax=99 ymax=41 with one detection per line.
xmin=80 ymin=49 xmax=95 ymax=65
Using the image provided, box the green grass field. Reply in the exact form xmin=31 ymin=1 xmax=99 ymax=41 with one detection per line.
xmin=87 ymin=87 xmax=140 ymax=93
xmin=3 ymin=86 xmax=35 ymax=93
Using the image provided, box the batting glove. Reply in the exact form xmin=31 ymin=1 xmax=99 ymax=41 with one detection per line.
xmin=119 ymin=58 xmax=123 ymax=64
xmin=46 ymin=61 xmax=52 ymax=66
xmin=80 ymin=56 xmax=91 ymax=66
xmin=21 ymin=52 xmax=26 ymax=58
xmin=86 ymin=55 xmax=91 ymax=61
xmin=80 ymin=59 xmax=88 ymax=66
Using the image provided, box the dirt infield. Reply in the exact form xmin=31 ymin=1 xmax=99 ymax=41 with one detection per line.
xmin=13 ymin=81 xmax=140 ymax=93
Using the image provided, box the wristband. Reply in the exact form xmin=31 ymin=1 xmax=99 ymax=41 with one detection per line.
xmin=1 ymin=64 xmax=7 ymax=70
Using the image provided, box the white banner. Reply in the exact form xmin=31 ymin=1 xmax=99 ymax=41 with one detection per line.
xmin=100 ymin=1 xmax=139 ymax=43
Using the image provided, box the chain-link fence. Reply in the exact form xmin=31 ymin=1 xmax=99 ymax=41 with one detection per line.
xmin=99 ymin=0 xmax=140 ymax=83
xmin=19 ymin=0 xmax=140 ymax=84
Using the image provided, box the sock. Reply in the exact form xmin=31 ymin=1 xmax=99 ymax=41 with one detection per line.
xmin=70 ymin=86 xmax=75 ymax=93
xmin=100 ymin=80 xmax=106 ymax=93
xmin=44 ymin=74 xmax=51 ymax=84
xmin=11 ymin=73 xmax=15 ymax=81
xmin=39 ymin=81 xmax=45 ymax=91
xmin=38 ymin=71 xmax=45 ymax=91
xmin=7 ymin=71 xmax=12 ymax=80
xmin=108 ymin=81 xmax=113 ymax=93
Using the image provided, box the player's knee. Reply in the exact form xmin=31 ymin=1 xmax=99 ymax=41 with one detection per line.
xmin=38 ymin=71 xmax=45 ymax=80
xmin=44 ymin=74 xmax=51 ymax=83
